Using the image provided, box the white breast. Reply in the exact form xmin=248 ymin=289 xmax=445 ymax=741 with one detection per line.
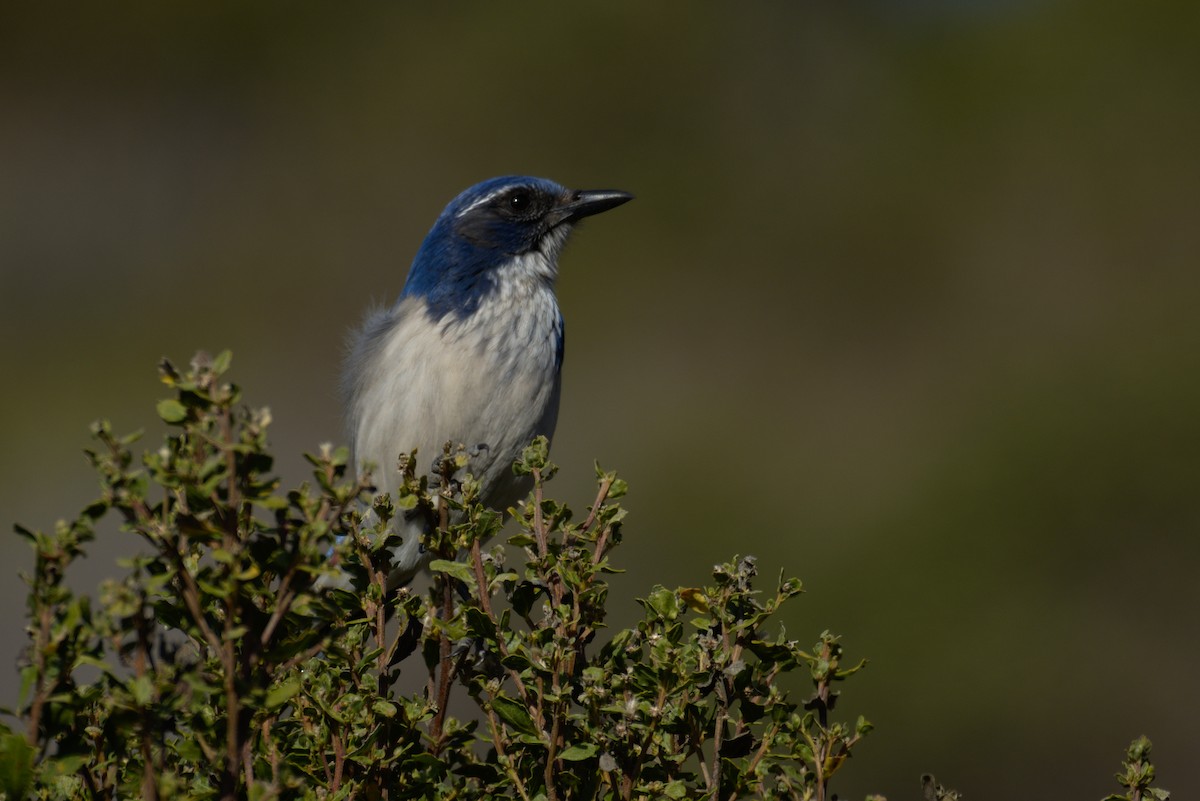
xmin=343 ymin=252 xmax=564 ymax=580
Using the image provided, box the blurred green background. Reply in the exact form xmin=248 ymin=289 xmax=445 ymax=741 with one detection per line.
xmin=2 ymin=2 xmax=1198 ymax=798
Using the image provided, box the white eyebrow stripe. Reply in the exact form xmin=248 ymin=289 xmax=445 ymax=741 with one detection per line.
xmin=456 ymin=188 xmax=509 ymax=218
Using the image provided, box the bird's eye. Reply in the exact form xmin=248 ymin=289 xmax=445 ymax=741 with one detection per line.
xmin=506 ymin=190 xmax=531 ymax=212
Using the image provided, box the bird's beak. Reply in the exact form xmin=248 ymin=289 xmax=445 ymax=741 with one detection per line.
xmin=548 ymin=189 xmax=635 ymax=227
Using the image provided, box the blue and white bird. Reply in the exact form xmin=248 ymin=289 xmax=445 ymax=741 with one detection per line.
xmin=342 ymin=176 xmax=633 ymax=588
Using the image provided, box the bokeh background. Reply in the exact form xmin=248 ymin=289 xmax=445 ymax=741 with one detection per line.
xmin=2 ymin=2 xmax=1198 ymax=798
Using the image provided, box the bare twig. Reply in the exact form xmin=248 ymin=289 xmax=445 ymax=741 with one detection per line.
xmin=483 ymin=705 xmax=533 ymax=801
xmin=430 ymin=572 xmax=455 ymax=753
xmin=263 ymin=718 xmax=281 ymax=797
xmin=532 ymin=467 xmax=548 ymax=558
xmin=581 ymin=475 xmax=615 ymax=535
xmin=25 ymin=596 xmax=52 ymax=749
xmin=587 ymin=477 xmax=617 ymax=566
xmin=469 ymin=540 xmax=542 ymax=729
xmin=733 ymin=722 xmax=782 ymax=801
xmin=430 ymin=461 xmax=455 ymax=753
xmin=331 ymin=731 xmax=345 ymax=791
xmin=218 ymin=403 xmax=245 ymax=801
xmin=135 ymin=595 xmax=159 ymax=801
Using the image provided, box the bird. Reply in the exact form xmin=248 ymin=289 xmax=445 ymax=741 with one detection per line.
xmin=340 ymin=175 xmax=633 ymax=589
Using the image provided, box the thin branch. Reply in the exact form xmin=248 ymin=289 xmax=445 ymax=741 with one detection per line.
xmin=331 ymin=731 xmax=345 ymax=792
xmin=430 ymin=469 xmax=455 ymax=753
xmin=483 ymin=705 xmax=533 ymax=801
xmin=630 ymin=685 xmax=668 ymax=792
xmin=430 ymin=573 xmax=455 ymax=752
xmin=588 ymin=490 xmax=617 ymax=567
xmin=163 ymin=528 xmax=224 ymax=655
xmin=470 ymin=539 xmax=494 ymax=617
xmin=711 ymin=679 xmax=729 ymax=794
xmin=263 ymin=718 xmax=281 ymax=797
xmin=25 ymin=595 xmax=53 ymax=748
xmin=221 ymin=645 xmax=240 ymax=801
xmin=545 ymin=701 xmax=561 ymax=801
xmin=581 ymin=475 xmax=615 ymax=535
xmin=733 ymin=722 xmax=782 ymax=801
xmin=136 ymin=596 xmax=159 ymax=801
xmin=532 ymin=467 xmax=548 ymax=558
xmin=219 ymin=404 xmax=244 ymax=801
xmin=259 ymin=586 xmax=296 ymax=650
xmin=241 ymin=737 xmax=255 ymax=792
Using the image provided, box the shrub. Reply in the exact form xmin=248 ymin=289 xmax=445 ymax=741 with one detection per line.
xmin=0 ymin=354 xmax=869 ymax=800
xmin=0 ymin=353 xmax=1170 ymax=801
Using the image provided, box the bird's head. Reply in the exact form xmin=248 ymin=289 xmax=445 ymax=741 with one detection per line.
xmin=402 ymin=176 xmax=633 ymax=319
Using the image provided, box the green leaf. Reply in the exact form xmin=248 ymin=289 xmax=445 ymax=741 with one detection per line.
xmin=156 ymin=398 xmax=188 ymax=423
xmin=248 ymin=494 xmax=285 ymax=513
xmin=501 ymin=653 xmax=534 ymax=671
xmin=508 ymin=532 xmax=537 ymax=548
xmin=266 ymin=679 xmax=301 ymax=710
xmin=465 ymin=607 xmax=497 ymax=640
xmin=511 ymin=580 xmax=545 ymax=618
xmin=663 ymin=779 xmax=689 ymax=799
xmin=429 ymin=559 xmax=475 ymax=586
xmin=130 ymin=674 xmax=154 ymax=706
xmin=644 ymin=586 xmax=680 ymax=619
xmin=0 ymin=733 xmax=34 ymax=800
xmin=211 ymin=349 xmax=233 ymax=375
xmin=43 ymin=754 xmax=89 ymax=779
xmin=72 ymin=655 xmax=115 ymax=679
xmin=372 ymin=700 xmax=398 ymax=718
xmin=490 ymin=693 xmax=538 ymax=736
xmin=557 ymin=743 xmax=597 ymax=761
